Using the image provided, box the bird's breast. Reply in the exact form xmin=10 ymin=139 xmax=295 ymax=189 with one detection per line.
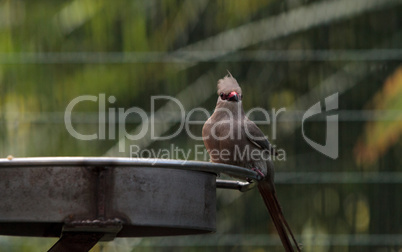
xmin=202 ymin=118 xmax=251 ymax=166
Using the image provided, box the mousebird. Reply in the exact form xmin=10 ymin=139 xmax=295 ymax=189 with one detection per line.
xmin=202 ymin=72 xmax=301 ymax=251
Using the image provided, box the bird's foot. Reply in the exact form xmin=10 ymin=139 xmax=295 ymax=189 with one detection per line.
xmin=251 ymin=167 xmax=265 ymax=180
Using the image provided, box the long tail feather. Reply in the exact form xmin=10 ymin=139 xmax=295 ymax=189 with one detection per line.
xmin=258 ymin=180 xmax=302 ymax=252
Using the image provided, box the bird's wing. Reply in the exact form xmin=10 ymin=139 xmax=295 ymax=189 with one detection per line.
xmin=244 ymin=118 xmax=276 ymax=155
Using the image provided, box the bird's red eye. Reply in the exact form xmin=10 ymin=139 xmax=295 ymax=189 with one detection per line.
xmin=220 ymin=93 xmax=224 ymax=98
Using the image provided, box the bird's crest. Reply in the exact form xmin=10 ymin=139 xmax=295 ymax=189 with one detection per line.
xmin=217 ymin=71 xmax=242 ymax=95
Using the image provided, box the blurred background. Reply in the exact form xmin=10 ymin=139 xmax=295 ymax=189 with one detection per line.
xmin=0 ymin=0 xmax=401 ymax=251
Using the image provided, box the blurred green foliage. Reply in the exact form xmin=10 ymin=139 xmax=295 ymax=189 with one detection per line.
xmin=0 ymin=0 xmax=401 ymax=251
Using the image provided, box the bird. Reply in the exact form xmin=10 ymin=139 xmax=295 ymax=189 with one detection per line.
xmin=202 ymin=72 xmax=301 ymax=251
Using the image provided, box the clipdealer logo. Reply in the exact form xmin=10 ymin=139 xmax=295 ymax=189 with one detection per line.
xmin=301 ymin=93 xmax=339 ymax=159
xmin=64 ymin=93 xmax=338 ymax=159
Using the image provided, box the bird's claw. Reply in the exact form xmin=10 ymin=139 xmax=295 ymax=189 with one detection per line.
xmin=246 ymin=168 xmax=264 ymax=182
xmin=251 ymin=168 xmax=265 ymax=180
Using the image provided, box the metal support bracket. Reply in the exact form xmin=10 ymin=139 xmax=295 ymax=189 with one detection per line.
xmin=62 ymin=218 xmax=123 ymax=241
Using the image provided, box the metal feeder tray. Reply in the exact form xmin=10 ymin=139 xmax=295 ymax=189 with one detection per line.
xmin=0 ymin=157 xmax=260 ymax=251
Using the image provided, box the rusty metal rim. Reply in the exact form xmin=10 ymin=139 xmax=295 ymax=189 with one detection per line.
xmin=0 ymin=157 xmax=261 ymax=185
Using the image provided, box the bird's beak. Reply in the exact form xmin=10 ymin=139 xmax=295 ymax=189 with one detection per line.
xmin=227 ymin=91 xmax=239 ymax=102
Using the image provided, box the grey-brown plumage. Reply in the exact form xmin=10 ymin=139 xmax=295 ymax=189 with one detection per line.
xmin=202 ymin=73 xmax=301 ymax=252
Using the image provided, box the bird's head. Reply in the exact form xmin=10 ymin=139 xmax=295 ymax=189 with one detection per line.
xmin=217 ymin=71 xmax=242 ymax=103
